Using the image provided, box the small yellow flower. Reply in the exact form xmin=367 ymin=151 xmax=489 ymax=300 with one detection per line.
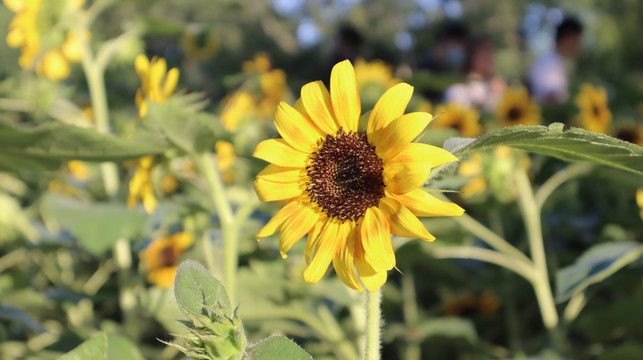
xmin=67 ymin=160 xmax=90 ymax=181
xmin=127 ymin=155 xmax=158 ymax=214
xmin=36 ymin=49 xmax=70 ymax=80
xmin=5 ymin=0 xmax=42 ymax=69
xmin=242 ymin=53 xmax=271 ymax=74
xmin=637 ymin=189 xmax=643 ymax=220
xmin=575 ymin=84 xmax=612 ymax=134
xmin=216 ymin=140 xmax=236 ymax=184
xmin=257 ymin=69 xmax=288 ymax=118
xmin=254 ymin=60 xmax=464 ymax=292
xmin=458 ymin=154 xmax=487 ymax=198
xmin=354 ymin=58 xmax=400 ymax=90
xmin=496 ymin=86 xmax=541 ymax=127
xmin=220 ymin=91 xmax=255 ymax=131
xmin=180 ymin=27 xmax=219 ymax=61
xmin=135 ymin=54 xmax=180 ymax=118
xmin=434 ymin=102 xmax=482 ymax=137
xmin=61 ymin=31 xmax=89 ymax=63
xmin=140 ymin=232 xmax=194 ymax=288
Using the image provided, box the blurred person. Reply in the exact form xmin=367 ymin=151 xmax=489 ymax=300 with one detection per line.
xmin=444 ymin=37 xmax=506 ymax=109
xmin=329 ymin=25 xmax=363 ymax=68
xmin=419 ymin=21 xmax=469 ymax=73
xmin=529 ymin=17 xmax=583 ymax=105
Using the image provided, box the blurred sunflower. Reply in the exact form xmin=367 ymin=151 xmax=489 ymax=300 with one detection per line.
xmin=253 ymin=60 xmax=464 ymax=292
xmin=495 ymin=86 xmax=541 ymax=127
xmin=220 ymin=91 xmax=256 ymax=131
xmin=215 ymin=140 xmax=236 ymax=183
xmin=575 ymin=84 xmax=612 ymax=134
xmin=180 ymin=26 xmax=219 ymax=61
xmin=140 ymin=232 xmax=194 ymax=288
xmin=242 ymin=52 xmax=272 ymax=74
xmin=434 ymin=102 xmax=482 ymax=137
xmin=134 ymin=54 xmax=180 ymax=118
xmin=354 ymin=58 xmax=401 ymax=109
xmin=616 ymin=125 xmax=643 ymax=147
xmin=257 ymin=69 xmax=288 ymax=118
xmin=126 ymin=155 xmax=157 ymax=214
xmin=5 ymin=0 xmax=85 ymax=80
xmin=67 ymin=160 xmax=90 ymax=181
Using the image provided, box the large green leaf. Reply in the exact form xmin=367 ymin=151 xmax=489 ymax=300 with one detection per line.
xmin=0 ymin=119 xmax=166 ymax=172
xmin=556 ymin=241 xmax=643 ymax=302
xmin=443 ymin=123 xmax=643 ymax=176
xmin=58 ymin=332 xmax=145 ymax=360
xmin=246 ymin=336 xmax=312 ymax=360
xmin=174 ymin=259 xmax=232 ymax=318
xmin=40 ymin=193 xmax=147 ymax=255
xmin=144 ymin=94 xmax=224 ymax=155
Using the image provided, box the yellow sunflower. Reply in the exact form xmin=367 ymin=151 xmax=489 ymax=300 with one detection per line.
xmin=616 ymin=125 xmax=643 ymax=147
xmin=253 ymin=60 xmax=464 ymax=292
xmin=220 ymin=91 xmax=256 ymax=131
xmin=134 ymin=54 xmax=180 ymax=118
xmin=575 ymin=84 xmax=612 ymax=134
xmin=126 ymin=155 xmax=157 ymax=214
xmin=434 ymin=102 xmax=482 ymax=137
xmin=140 ymin=232 xmax=194 ymax=288
xmin=495 ymin=86 xmax=541 ymax=127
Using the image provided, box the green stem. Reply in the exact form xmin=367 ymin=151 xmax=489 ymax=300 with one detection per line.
xmin=74 ymin=20 xmax=118 ymax=197
xmin=431 ymin=246 xmax=535 ymax=282
xmin=113 ymin=237 xmax=138 ymax=338
xmin=515 ymin=170 xmax=559 ymax=330
xmin=192 ymin=152 xmax=237 ymax=300
xmin=365 ymin=289 xmax=382 ymax=360
xmin=534 ymin=163 xmax=594 ymax=210
xmin=401 ymin=274 xmax=420 ymax=360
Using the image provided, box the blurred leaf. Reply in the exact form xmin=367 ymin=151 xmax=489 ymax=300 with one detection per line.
xmin=418 ymin=317 xmax=478 ymax=344
xmin=144 ymin=94 xmax=224 ymax=154
xmin=443 ymin=124 xmax=643 ymax=177
xmin=174 ymin=259 xmax=232 ymax=318
xmin=0 ymin=303 xmax=45 ymax=333
xmin=556 ymin=241 xmax=643 ymax=302
xmin=40 ymin=193 xmax=147 ymax=255
xmin=0 ymin=119 xmax=166 ymax=172
xmin=246 ymin=336 xmax=312 ymax=360
xmin=597 ymin=342 xmax=643 ymax=360
xmin=59 ymin=332 xmax=145 ymax=360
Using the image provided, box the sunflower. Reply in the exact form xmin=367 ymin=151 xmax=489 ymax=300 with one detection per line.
xmin=575 ymin=84 xmax=612 ymax=134
xmin=134 ymin=54 xmax=180 ymax=118
xmin=253 ymin=60 xmax=464 ymax=292
xmin=495 ymin=86 xmax=541 ymax=127
xmin=616 ymin=125 xmax=643 ymax=147
xmin=140 ymin=232 xmax=194 ymax=288
xmin=434 ymin=102 xmax=482 ymax=137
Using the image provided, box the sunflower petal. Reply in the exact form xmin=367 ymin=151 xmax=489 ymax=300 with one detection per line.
xmin=304 ymin=219 xmax=343 ymax=284
xmin=354 ymin=240 xmax=388 ymax=293
xmin=305 ymin=219 xmax=325 ymax=264
xmin=302 ymin=81 xmax=339 ymax=134
xmin=367 ymin=83 xmax=413 ymax=144
xmin=254 ymin=177 xmax=304 ymax=202
xmin=256 ymin=199 xmax=302 ymax=240
xmin=330 ymin=60 xmax=360 ymax=132
xmin=253 ymin=139 xmax=308 ymax=168
xmin=374 ymin=112 xmax=432 ymax=159
xmin=256 ymin=164 xmax=307 ymax=183
xmin=275 ymin=101 xmax=324 ymax=152
xmin=360 ymin=207 xmax=395 ymax=270
xmin=163 ymin=68 xmax=180 ymax=98
xmin=390 ymin=189 xmax=464 ymax=217
xmin=380 ymin=197 xmax=435 ymax=242
xmin=279 ymin=205 xmax=321 ymax=258
xmin=333 ymin=225 xmax=363 ymax=291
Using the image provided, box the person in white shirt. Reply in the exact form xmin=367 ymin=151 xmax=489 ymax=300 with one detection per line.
xmin=529 ymin=17 xmax=583 ymax=105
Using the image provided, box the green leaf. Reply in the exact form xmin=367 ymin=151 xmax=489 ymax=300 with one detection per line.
xmin=58 ymin=332 xmax=145 ymax=360
xmin=246 ymin=336 xmax=312 ymax=360
xmin=40 ymin=193 xmax=147 ymax=255
xmin=144 ymin=94 xmax=224 ymax=154
xmin=443 ymin=124 xmax=643 ymax=176
xmin=174 ymin=260 xmax=232 ymax=318
xmin=0 ymin=119 xmax=166 ymax=172
xmin=418 ymin=317 xmax=478 ymax=344
xmin=556 ymin=241 xmax=643 ymax=302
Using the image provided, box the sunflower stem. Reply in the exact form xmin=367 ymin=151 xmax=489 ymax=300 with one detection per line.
xmin=365 ymin=289 xmax=382 ymax=360
xmin=515 ymin=169 xmax=558 ymax=330
xmin=74 ymin=16 xmax=118 ymax=198
xmin=192 ymin=152 xmax=237 ymax=300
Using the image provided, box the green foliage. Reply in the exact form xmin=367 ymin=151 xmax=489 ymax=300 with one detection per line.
xmin=0 ymin=119 xmax=166 ymax=173
xmin=444 ymin=123 xmax=643 ymax=176
xmin=174 ymin=260 xmax=232 ymax=318
xmin=556 ymin=241 xmax=643 ymax=302
xmin=58 ymin=332 xmax=145 ymax=360
xmin=246 ymin=336 xmax=313 ymax=360
xmin=40 ymin=193 xmax=147 ymax=255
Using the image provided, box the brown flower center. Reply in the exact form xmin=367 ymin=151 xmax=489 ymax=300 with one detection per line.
xmin=592 ymin=105 xmax=601 ymax=117
xmin=159 ymin=244 xmax=177 ymax=267
xmin=306 ymin=129 xmax=385 ymax=222
xmin=507 ymin=107 xmax=522 ymax=122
